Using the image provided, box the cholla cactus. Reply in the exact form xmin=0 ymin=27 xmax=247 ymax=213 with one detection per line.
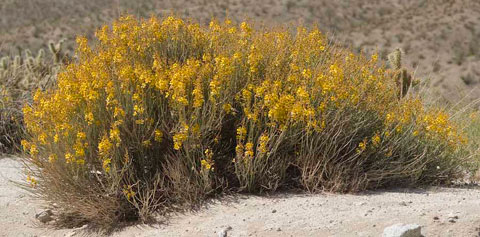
xmin=387 ymin=48 xmax=418 ymax=98
xmin=36 ymin=49 xmax=45 ymax=65
xmin=0 ymin=57 xmax=8 ymax=70
xmin=48 ymin=39 xmax=65 ymax=64
xmin=388 ymin=48 xmax=402 ymax=70
xmin=0 ymin=57 xmax=8 ymax=79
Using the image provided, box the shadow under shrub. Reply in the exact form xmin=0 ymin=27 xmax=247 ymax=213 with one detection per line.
xmin=21 ymin=15 xmax=475 ymax=228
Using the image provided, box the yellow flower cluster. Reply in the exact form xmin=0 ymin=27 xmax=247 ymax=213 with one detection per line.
xmin=26 ymin=175 xmax=37 ymax=187
xmin=122 ymin=184 xmax=136 ymax=201
xmin=201 ymin=148 xmax=214 ymax=171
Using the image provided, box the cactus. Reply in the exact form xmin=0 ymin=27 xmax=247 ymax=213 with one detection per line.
xmin=388 ymin=48 xmax=402 ymax=70
xmin=12 ymin=55 xmax=22 ymax=75
xmin=387 ymin=48 xmax=419 ymax=98
xmin=36 ymin=49 xmax=45 ymax=65
xmin=48 ymin=39 xmax=65 ymax=64
xmin=25 ymin=56 xmax=35 ymax=70
xmin=0 ymin=57 xmax=8 ymax=71
xmin=25 ymin=49 xmax=32 ymax=58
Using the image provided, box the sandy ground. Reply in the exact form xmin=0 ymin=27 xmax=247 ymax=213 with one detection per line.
xmin=1 ymin=157 xmax=480 ymax=237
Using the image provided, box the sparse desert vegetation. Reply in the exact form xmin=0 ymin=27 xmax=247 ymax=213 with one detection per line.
xmin=1 ymin=1 xmax=480 ymax=236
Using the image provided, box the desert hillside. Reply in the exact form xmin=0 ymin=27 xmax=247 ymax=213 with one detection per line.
xmin=1 ymin=0 xmax=480 ymax=101
xmin=2 ymin=1 xmax=480 ymax=236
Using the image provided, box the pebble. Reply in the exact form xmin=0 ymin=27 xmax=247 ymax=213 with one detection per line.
xmin=383 ymin=223 xmax=422 ymax=237
xmin=35 ymin=209 xmax=53 ymax=223
xmin=272 ymin=209 xmax=277 ymax=213
xmin=218 ymin=226 xmax=233 ymax=237
xmin=447 ymin=213 xmax=459 ymax=223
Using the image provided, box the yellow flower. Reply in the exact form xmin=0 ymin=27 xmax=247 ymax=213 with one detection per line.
xmin=103 ymin=158 xmax=111 ymax=173
xmin=244 ymin=142 xmax=254 ymax=158
xmin=48 ymin=154 xmax=57 ymax=163
xmin=236 ymin=126 xmax=247 ymax=141
xmin=235 ymin=144 xmax=244 ymax=155
xmin=173 ymin=124 xmax=189 ymax=150
xmin=98 ymin=135 xmax=113 ymax=157
xmin=122 ymin=185 xmax=136 ymax=201
xmin=356 ymin=139 xmax=367 ymax=153
xmin=85 ymin=112 xmax=94 ymax=124
xmin=154 ymin=129 xmax=163 ymax=142
xmin=21 ymin=140 xmax=30 ymax=151
xmin=223 ymin=103 xmax=233 ymax=114
xmin=74 ymin=144 xmax=85 ymax=157
xmin=204 ymin=148 xmax=213 ymax=160
xmin=372 ymin=134 xmax=381 ymax=147
xmin=76 ymin=159 xmax=85 ymax=165
xmin=65 ymin=153 xmax=74 ymax=163
xmin=38 ymin=133 xmax=47 ymax=144
xmin=142 ymin=140 xmax=151 ymax=147
xmin=77 ymin=132 xmax=87 ymax=140
xmin=110 ymin=127 xmax=121 ymax=146
xmin=26 ymin=175 xmax=37 ymax=187
xmin=29 ymin=144 xmax=39 ymax=157
xmin=259 ymin=134 xmax=269 ymax=153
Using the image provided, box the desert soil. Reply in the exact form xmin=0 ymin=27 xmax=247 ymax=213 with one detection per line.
xmin=1 ymin=157 xmax=480 ymax=237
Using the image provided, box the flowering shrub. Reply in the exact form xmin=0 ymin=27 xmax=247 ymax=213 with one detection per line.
xmin=21 ymin=16 xmax=474 ymax=227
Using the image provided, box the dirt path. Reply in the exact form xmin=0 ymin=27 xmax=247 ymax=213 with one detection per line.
xmin=1 ymin=157 xmax=480 ymax=237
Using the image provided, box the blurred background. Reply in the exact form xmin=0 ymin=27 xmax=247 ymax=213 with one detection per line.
xmin=1 ymin=0 xmax=479 ymax=102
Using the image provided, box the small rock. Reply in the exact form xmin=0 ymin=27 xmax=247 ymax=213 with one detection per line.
xmin=383 ymin=223 xmax=422 ymax=237
xmin=433 ymin=216 xmax=440 ymax=221
xmin=276 ymin=227 xmax=282 ymax=231
xmin=271 ymin=209 xmax=277 ymax=213
xmin=218 ymin=226 xmax=232 ymax=237
xmin=399 ymin=201 xmax=408 ymax=206
xmin=447 ymin=213 xmax=459 ymax=223
xmin=447 ymin=213 xmax=459 ymax=220
xmin=35 ymin=209 xmax=53 ymax=223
